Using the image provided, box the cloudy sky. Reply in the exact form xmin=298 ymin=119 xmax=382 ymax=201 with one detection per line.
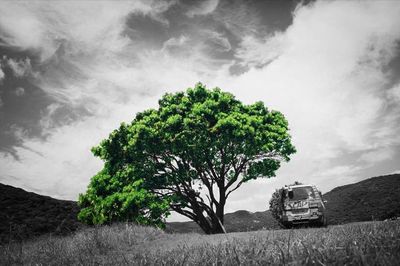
xmin=1 ymin=0 xmax=400 ymax=221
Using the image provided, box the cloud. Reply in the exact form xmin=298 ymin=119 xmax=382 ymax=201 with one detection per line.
xmin=4 ymin=57 xmax=33 ymax=77
xmin=14 ymin=87 xmax=25 ymax=96
xmin=359 ymin=148 xmax=395 ymax=164
xmin=0 ymin=118 xmax=104 ymax=199
xmin=235 ymin=33 xmax=286 ymax=68
xmin=231 ymin=0 xmax=400 ymax=153
xmin=0 ymin=3 xmax=47 ymax=51
xmin=0 ymin=63 xmax=4 ymax=107
xmin=213 ymin=0 xmax=263 ymax=37
xmin=0 ymin=1 xmax=160 ymax=61
xmin=388 ymin=83 xmax=400 ymax=102
xmin=154 ymin=29 xmax=232 ymax=76
xmin=0 ymin=66 xmax=4 ymax=81
xmin=186 ymin=0 xmax=219 ymax=17
xmin=205 ymin=31 xmax=231 ymax=52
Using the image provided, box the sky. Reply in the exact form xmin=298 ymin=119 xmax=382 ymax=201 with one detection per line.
xmin=1 ymin=0 xmax=400 ymax=222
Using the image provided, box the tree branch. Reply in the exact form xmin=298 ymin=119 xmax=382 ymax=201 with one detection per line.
xmin=205 ymin=158 xmax=219 ymax=181
xmin=170 ymin=205 xmax=197 ymax=221
xmin=226 ymin=179 xmax=244 ymax=199
xmin=225 ymin=157 xmax=248 ymax=189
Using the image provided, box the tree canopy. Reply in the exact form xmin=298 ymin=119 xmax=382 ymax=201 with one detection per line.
xmin=78 ymin=83 xmax=296 ymax=234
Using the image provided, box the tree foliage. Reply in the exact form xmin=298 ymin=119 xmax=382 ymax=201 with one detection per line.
xmin=78 ymin=170 xmax=170 ymax=227
xmin=79 ymin=83 xmax=296 ymax=233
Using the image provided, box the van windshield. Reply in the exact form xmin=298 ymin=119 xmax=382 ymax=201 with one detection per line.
xmin=289 ymin=186 xmax=315 ymax=201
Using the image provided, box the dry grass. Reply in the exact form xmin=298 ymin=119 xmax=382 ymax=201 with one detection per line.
xmin=1 ymin=220 xmax=399 ymax=265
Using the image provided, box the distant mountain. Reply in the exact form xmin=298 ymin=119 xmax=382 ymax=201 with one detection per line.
xmin=0 ymin=183 xmax=83 ymax=243
xmin=324 ymin=173 xmax=400 ymax=225
xmin=1 ymin=173 xmax=399 ymax=241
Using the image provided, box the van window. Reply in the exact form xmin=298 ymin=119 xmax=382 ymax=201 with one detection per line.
xmin=288 ymin=186 xmax=315 ymax=200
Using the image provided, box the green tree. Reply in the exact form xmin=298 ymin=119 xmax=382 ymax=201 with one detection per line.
xmin=79 ymin=83 xmax=296 ymax=234
xmin=269 ymin=188 xmax=284 ymax=222
xmin=78 ymin=170 xmax=170 ymax=227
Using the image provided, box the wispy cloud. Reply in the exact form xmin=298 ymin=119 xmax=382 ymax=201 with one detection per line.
xmin=3 ymin=57 xmax=33 ymax=77
xmin=14 ymin=87 xmax=25 ymax=96
xmin=0 ymin=1 xmax=138 ymax=60
xmin=235 ymin=33 xmax=286 ymax=68
xmin=0 ymin=65 xmax=5 ymax=82
xmin=359 ymin=148 xmax=395 ymax=164
xmin=185 ymin=0 xmax=219 ymax=18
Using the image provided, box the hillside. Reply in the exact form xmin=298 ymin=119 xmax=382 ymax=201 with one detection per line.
xmin=0 ymin=183 xmax=83 ymax=243
xmin=1 ymin=173 xmax=399 ymax=241
xmin=324 ymin=173 xmax=400 ymax=224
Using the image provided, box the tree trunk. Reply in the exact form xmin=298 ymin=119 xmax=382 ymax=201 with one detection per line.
xmin=210 ymin=185 xmax=227 ymax=234
xmin=195 ymin=216 xmax=212 ymax=234
xmin=213 ymin=200 xmax=226 ymax=234
xmin=216 ymin=201 xmax=225 ymax=224
xmin=193 ymin=204 xmax=226 ymax=234
xmin=171 ymin=183 xmax=228 ymax=234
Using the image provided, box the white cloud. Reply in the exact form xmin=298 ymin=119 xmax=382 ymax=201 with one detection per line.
xmin=14 ymin=87 xmax=25 ymax=96
xmin=0 ymin=66 xmax=4 ymax=81
xmin=0 ymin=62 xmax=4 ymax=107
xmin=213 ymin=0 xmax=262 ymax=37
xmin=205 ymin=30 xmax=231 ymax=52
xmin=0 ymin=118 xmax=105 ymax=199
xmin=235 ymin=33 xmax=287 ymax=67
xmin=387 ymin=84 xmax=400 ymax=102
xmin=186 ymin=0 xmax=219 ymax=18
xmin=158 ymin=29 xmax=231 ymax=73
xmin=5 ymin=57 xmax=33 ymax=77
xmin=359 ymin=148 xmax=395 ymax=164
xmin=231 ymin=0 xmax=400 ymax=152
xmin=0 ymin=1 xmax=160 ymax=61
xmin=38 ymin=103 xmax=62 ymax=132
xmin=8 ymin=124 xmax=28 ymax=142
xmin=0 ymin=3 xmax=47 ymax=51
xmin=162 ymin=35 xmax=189 ymax=49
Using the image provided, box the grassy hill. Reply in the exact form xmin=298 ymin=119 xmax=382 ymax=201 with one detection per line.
xmin=1 ymin=173 xmax=399 ymax=242
xmin=0 ymin=183 xmax=83 ymax=243
xmin=324 ymin=173 xmax=400 ymax=225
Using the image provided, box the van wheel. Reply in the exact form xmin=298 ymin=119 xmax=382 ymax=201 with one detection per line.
xmin=322 ymin=216 xmax=328 ymax=227
xmin=280 ymin=221 xmax=292 ymax=229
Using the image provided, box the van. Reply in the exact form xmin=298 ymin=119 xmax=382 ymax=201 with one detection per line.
xmin=279 ymin=184 xmax=327 ymax=227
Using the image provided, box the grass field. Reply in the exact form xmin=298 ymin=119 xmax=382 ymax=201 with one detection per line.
xmin=1 ymin=220 xmax=399 ymax=265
